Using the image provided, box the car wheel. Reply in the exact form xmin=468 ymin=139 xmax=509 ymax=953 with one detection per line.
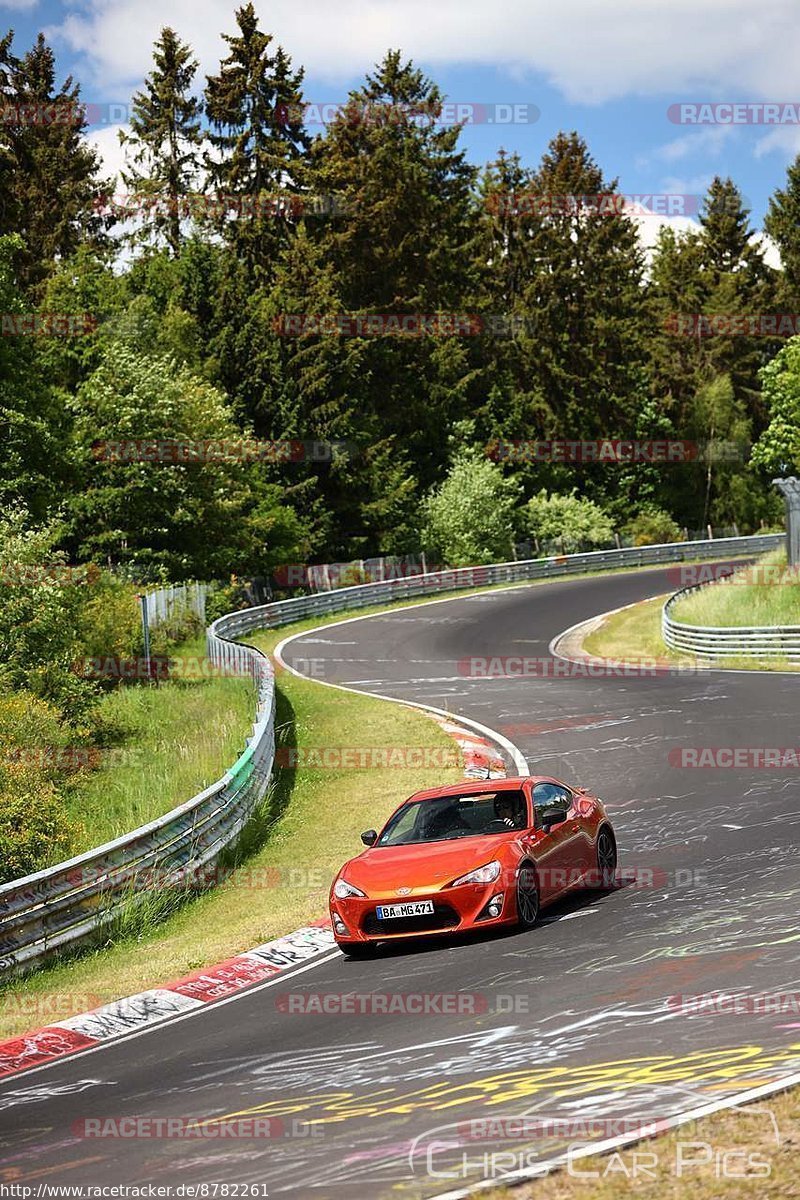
xmin=516 ymin=863 xmax=540 ymax=928
xmin=595 ymin=828 xmax=617 ymax=890
xmin=342 ymin=943 xmax=376 ymax=959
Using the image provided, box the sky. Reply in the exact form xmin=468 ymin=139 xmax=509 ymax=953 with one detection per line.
xmin=4 ymin=0 xmax=800 ymax=263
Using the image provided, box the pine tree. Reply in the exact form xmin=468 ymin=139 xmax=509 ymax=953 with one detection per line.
xmin=120 ymin=28 xmax=203 ymax=257
xmin=0 ymin=235 xmax=69 ymax=519
xmin=307 ymin=52 xmax=479 ymax=499
xmin=647 ymin=178 xmax=776 ymax=527
xmin=480 ymin=133 xmax=651 ymax=516
xmin=698 ymin=178 xmax=777 ymax=424
xmin=472 ymin=150 xmax=553 ymax=450
xmin=3 ymin=33 xmax=110 ymax=292
xmin=765 ymin=155 xmax=800 ymax=311
xmin=204 ymin=3 xmax=310 ymax=283
xmin=0 ymin=31 xmax=20 ymax=237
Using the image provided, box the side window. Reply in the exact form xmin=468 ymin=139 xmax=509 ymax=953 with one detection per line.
xmin=532 ymin=782 xmax=573 ymax=828
xmin=378 ymin=803 xmax=420 ymax=845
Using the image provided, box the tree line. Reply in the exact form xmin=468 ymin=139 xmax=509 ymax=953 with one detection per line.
xmin=2 ymin=3 xmax=800 ymax=579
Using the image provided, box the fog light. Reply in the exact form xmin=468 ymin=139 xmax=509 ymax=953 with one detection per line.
xmin=478 ymin=894 xmax=504 ymax=921
xmin=333 ymin=915 xmax=348 ymax=936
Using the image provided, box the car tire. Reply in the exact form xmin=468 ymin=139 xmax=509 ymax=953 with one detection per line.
xmin=595 ymin=827 xmax=617 ymax=890
xmin=516 ymin=862 xmax=540 ymax=928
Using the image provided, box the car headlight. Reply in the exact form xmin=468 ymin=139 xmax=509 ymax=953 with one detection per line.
xmin=333 ymin=878 xmax=366 ymax=900
xmin=449 ymin=860 xmax=502 ymax=888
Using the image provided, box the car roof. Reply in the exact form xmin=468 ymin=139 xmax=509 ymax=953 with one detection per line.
xmin=405 ymin=776 xmax=557 ymax=803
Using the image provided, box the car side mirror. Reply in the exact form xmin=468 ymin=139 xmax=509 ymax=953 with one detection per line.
xmin=361 ymin=829 xmax=378 ymax=846
xmin=542 ymin=804 xmax=569 ymax=833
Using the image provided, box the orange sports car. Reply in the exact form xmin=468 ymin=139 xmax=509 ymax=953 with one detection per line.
xmin=329 ymin=775 xmax=617 ymax=956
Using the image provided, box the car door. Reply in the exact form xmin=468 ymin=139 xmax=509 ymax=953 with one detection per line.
xmin=525 ymin=780 xmax=587 ymax=900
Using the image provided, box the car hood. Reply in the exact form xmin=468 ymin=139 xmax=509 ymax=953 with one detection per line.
xmin=340 ymin=836 xmax=513 ymax=897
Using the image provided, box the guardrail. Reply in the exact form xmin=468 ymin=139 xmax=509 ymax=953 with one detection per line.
xmin=0 ymin=631 xmax=274 ymax=979
xmin=208 ymin=533 xmax=783 ymax=637
xmin=0 ymin=532 xmax=781 ymax=979
xmin=663 ymin=568 xmax=800 ymax=661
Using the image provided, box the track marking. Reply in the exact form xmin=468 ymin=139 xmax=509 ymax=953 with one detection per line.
xmin=0 ymin=950 xmax=342 ymax=1087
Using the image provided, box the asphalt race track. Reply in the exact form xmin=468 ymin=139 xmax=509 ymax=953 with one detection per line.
xmin=3 ymin=565 xmax=800 ymax=1197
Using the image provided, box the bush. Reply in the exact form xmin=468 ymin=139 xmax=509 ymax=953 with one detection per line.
xmin=527 ymin=490 xmax=615 ymax=552
xmin=205 ymin=579 xmax=253 ymax=624
xmin=0 ymin=693 xmax=70 ymax=768
xmin=76 ymin=574 xmax=142 ymax=663
xmin=624 ymin=507 xmax=683 ymax=546
xmin=0 ymin=510 xmax=101 ymax=718
xmin=422 ymin=450 xmax=520 ymax=566
xmin=0 ymin=762 xmax=78 ymax=882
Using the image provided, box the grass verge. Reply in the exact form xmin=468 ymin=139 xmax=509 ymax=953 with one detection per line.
xmin=583 ymin=555 xmax=800 ymax=672
xmin=66 ymin=634 xmax=255 ymax=850
xmin=0 ymin=643 xmax=462 ymax=1038
xmin=672 ymin=549 xmax=800 ymax=627
xmin=582 ymin=595 xmax=686 ymax=664
xmin=483 ymin=1086 xmax=799 ymax=1199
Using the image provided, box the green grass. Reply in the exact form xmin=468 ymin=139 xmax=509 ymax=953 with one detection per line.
xmin=582 ymin=555 xmax=800 ymax=672
xmin=65 ymin=634 xmax=256 ymax=851
xmin=0 ymin=657 xmax=462 ymax=1038
xmin=672 ymin=549 xmax=800 ymax=628
xmin=582 ymin=595 xmax=687 ymax=664
xmin=484 ymin=1086 xmax=799 ymax=1200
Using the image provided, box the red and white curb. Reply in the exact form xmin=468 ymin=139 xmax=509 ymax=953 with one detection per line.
xmin=429 ymin=713 xmax=506 ymax=779
xmin=0 ymin=923 xmax=335 ymax=1081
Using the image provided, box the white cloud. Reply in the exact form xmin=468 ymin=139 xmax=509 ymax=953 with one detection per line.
xmin=631 ymin=213 xmax=783 ymax=272
xmin=648 ymin=125 xmax=736 ymax=165
xmin=632 ymin=212 xmax=700 ymax=263
xmin=755 ymin=126 xmax=800 ymax=159
xmin=86 ymin=121 xmax=130 ymax=189
xmin=47 ymin=0 xmax=800 ymax=105
xmin=753 ymin=231 xmax=782 ymax=270
xmin=0 ymin=0 xmax=39 ymax=11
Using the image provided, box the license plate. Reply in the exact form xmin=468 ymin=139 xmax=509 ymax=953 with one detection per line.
xmin=376 ymin=900 xmax=434 ymax=920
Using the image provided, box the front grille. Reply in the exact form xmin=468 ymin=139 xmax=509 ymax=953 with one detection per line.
xmin=362 ymin=903 xmax=461 ymax=935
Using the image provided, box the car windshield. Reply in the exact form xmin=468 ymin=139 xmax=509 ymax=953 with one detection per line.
xmin=376 ymin=790 xmax=528 ymax=846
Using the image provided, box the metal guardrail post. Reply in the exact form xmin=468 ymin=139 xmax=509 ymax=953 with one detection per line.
xmin=773 ymin=477 xmax=800 ymax=566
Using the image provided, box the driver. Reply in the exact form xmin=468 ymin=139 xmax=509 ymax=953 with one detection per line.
xmin=494 ymin=794 xmax=522 ymax=828
xmin=424 ymin=799 xmax=471 ymax=839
